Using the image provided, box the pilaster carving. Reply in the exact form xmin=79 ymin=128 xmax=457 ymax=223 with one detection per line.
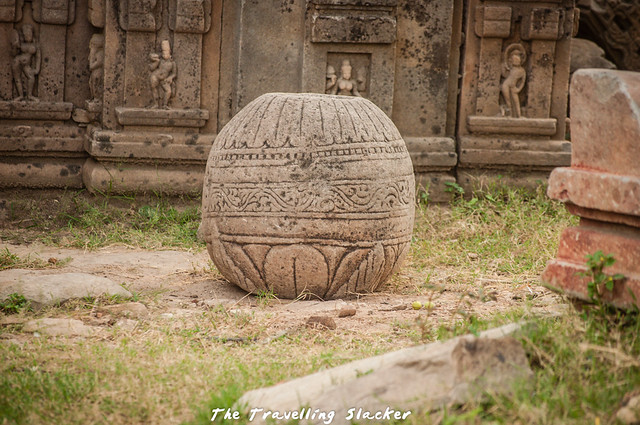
xmin=0 ymin=0 xmax=23 ymax=22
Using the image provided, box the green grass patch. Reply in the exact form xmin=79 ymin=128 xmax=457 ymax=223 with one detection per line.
xmin=1 ymin=190 xmax=203 ymax=250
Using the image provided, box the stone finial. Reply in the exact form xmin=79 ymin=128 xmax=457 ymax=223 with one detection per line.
xmin=201 ymin=93 xmax=415 ymax=299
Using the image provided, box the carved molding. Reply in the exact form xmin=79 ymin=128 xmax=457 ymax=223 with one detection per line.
xmin=475 ymin=6 xmax=512 ymax=38
xmin=467 ymin=116 xmax=557 ymax=136
xmin=88 ymin=0 xmax=105 ymax=28
xmin=115 ymin=107 xmax=209 ymax=127
xmin=310 ymin=0 xmax=397 ymax=44
xmin=203 ymin=176 xmax=414 ymax=215
xmin=0 ymin=0 xmax=23 ymax=22
xmin=32 ymin=0 xmax=75 ymax=25
xmin=0 ymin=100 xmax=73 ymax=120
xmin=168 ymin=0 xmax=212 ymax=34
xmin=119 ymin=0 xmax=161 ymax=32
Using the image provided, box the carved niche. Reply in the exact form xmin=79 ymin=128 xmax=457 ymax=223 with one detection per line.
xmin=111 ymin=0 xmax=211 ymax=125
xmin=456 ymin=0 xmax=576 ymax=187
xmin=0 ymin=0 xmax=74 ymax=119
xmin=303 ymin=0 xmax=397 ymax=116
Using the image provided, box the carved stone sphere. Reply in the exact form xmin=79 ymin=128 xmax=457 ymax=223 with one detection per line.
xmin=201 ymin=93 xmax=415 ymax=299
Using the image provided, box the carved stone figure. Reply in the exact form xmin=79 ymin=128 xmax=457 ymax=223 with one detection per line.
xmin=10 ymin=25 xmax=41 ymax=102
xmin=500 ymin=44 xmax=527 ymax=118
xmin=88 ymin=34 xmax=105 ymax=102
xmin=330 ymin=59 xmax=361 ymax=97
xmin=325 ymin=65 xmax=337 ymax=94
xmin=201 ymin=93 xmax=415 ymax=299
xmin=149 ymin=40 xmax=177 ymax=109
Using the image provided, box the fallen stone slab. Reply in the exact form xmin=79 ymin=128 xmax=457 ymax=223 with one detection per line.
xmin=236 ymin=323 xmax=529 ymax=425
xmin=23 ymin=318 xmax=95 ymax=337
xmin=0 ymin=271 xmax=132 ymax=309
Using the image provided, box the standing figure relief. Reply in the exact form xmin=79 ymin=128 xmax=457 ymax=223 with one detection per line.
xmin=89 ymin=34 xmax=105 ymax=103
xmin=10 ymin=24 xmax=41 ymax=102
xmin=149 ymin=40 xmax=177 ymax=109
xmin=500 ymin=43 xmax=527 ymax=118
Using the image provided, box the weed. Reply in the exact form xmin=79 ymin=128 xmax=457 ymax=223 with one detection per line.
xmin=580 ymin=250 xmax=626 ymax=302
xmin=255 ymin=289 xmax=278 ymax=308
xmin=0 ymin=293 xmax=31 ymax=314
xmin=444 ymin=181 xmax=465 ymax=196
xmin=0 ymin=248 xmax=71 ymax=270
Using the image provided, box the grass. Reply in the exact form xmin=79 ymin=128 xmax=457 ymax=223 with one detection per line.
xmin=2 ymin=185 xmax=639 ymax=424
xmin=0 ymin=248 xmax=71 ymax=271
xmin=1 ymin=189 xmax=202 ymax=250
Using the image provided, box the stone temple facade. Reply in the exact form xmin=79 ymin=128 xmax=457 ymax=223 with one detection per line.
xmin=0 ymin=0 xmax=577 ymax=200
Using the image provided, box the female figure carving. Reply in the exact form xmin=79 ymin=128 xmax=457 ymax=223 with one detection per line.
xmin=149 ymin=40 xmax=177 ymax=109
xmin=10 ymin=24 xmax=41 ymax=102
xmin=330 ymin=60 xmax=361 ymax=97
xmin=500 ymin=44 xmax=527 ymax=118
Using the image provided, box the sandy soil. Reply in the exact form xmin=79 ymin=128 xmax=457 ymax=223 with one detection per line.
xmin=0 ymin=241 xmax=567 ymax=340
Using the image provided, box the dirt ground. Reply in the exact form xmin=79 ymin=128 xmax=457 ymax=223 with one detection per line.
xmin=0 ymin=241 xmax=567 ymax=341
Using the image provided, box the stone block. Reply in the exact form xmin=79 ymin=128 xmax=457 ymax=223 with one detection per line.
xmin=201 ymin=93 xmax=415 ymax=300
xmin=0 ymin=157 xmax=85 ymax=189
xmin=311 ymin=15 xmax=396 ymax=44
xmin=569 ymin=69 xmax=640 ymax=175
xmin=542 ymin=223 xmax=640 ymax=308
xmin=82 ymin=158 xmax=205 ymax=195
xmin=542 ymin=69 xmax=640 ymax=308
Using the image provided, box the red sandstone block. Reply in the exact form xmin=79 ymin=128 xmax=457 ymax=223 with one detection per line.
xmin=570 ymin=69 xmax=640 ymax=176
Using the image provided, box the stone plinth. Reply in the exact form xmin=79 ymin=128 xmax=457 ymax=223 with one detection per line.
xmin=200 ymin=93 xmax=415 ymax=300
xmin=542 ymin=69 xmax=640 ymax=308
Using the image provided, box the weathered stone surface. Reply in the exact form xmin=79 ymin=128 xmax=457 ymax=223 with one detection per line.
xmin=83 ymin=159 xmax=204 ymax=195
xmin=23 ymin=318 xmax=95 ymax=337
xmin=567 ymin=70 xmax=640 ymax=175
xmin=201 ymin=93 xmax=415 ymax=299
xmin=237 ymin=323 xmax=529 ymax=425
xmin=0 ymin=271 xmax=132 ymax=308
xmin=570 ymin=38 xmax=616 ymax=74
xmin=543 ymin=70 xmax=640 ymax=308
